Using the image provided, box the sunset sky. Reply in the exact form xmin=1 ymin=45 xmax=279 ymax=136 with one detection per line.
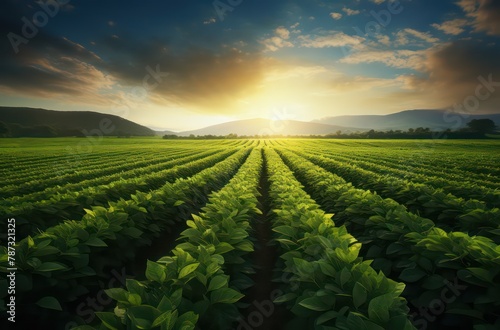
xmin=1 ymin=0 xmax=500 ymax=131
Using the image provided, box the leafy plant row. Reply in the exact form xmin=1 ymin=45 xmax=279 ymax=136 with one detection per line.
xmin=291 ymin=139 xmax=500 ymax=180
xmin=0 ymin=148 xmax=251 ymax=326
xmin=0 ymin=149 xmax=198 ymax=195
xmin=0 ymin=140 xmax=248 ymax=179
xmin=0 ymin=147 xmax=142 ymax=171
xmin=308 ymin=144 xmax=500 ymax=190
xmin=277 ymin=148 xmax=500 ymax=329
xmin=1 ymin=148 xmax=224 ymax=208
xmin=0 ymin=148 xmax=160 ymax=187
xmin=0 ymin=148 xmax=210 ymax=199
xmin=290 ymin=148 xmax=500 ymax=240
xmin=0 ymin=148 xmax=178 ymax=188
xmin=304 ymin=147 xmax=500 ymax=209
xmin=83 ymin=147 xmax=263 ymax=330
xmin=0 ymin=149 xmax=234 ymax=240
xmin=264 ymin=147 xmax=415 ymax=330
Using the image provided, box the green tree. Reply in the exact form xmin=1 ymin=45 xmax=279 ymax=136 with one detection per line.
xmin=0 ymin=121 xmax=10 ymax=137
xmin=467 ymin=119 xmax=496 ymax=133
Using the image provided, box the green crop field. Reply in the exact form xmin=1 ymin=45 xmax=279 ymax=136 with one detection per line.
xmin=1 ymin=138 xmax=500 ymax=330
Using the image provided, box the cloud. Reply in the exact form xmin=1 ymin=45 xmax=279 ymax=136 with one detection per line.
xmin=431 ymin=19 xmax=468 ymax=35
xmin=0 ymin=17 xmax=267 ymax=114
xmin=340 ymin=49 xmax=427 ymax=70
xmin=370 ymin=0 xmax=386 ymax=4
xmin=328 ymin=75 xmax=399 ymax=92
xmin=0 ymin=17 xmax=114 ymax=105
xmin=395 ymin=28 xmax=439 ymax=45
xmin=458 ymin=0 xmax=500 ymax=35
xmin=342 ymin=7 xmax=361 ymax=16
xmin=299 ymin=32 xmax=364 ymax=48
xmin=264 ymin=64 xmax=329 ymax=82
xmin=376 ymin=34 xmax=391 ymax=46
xmin=261 ymin=27 xmax=293 ymax=51
xmin=399 ymin=40 xmax=500 ymax=112
xmin=203 ymin=18 xmax=216 ymax=24
xmin=275 ymin=26 xmax=290 ymax=39
xmin=330 ymin=12 xmax=343 ymax=20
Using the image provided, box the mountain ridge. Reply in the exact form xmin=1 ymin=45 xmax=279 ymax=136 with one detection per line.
xmin=0 ymin=107 xmax=156 ymax=137
xmin=176 ymin=118 xmax=364 ymax=136
xmin=312 ymin=109 xmax=500 ymax=130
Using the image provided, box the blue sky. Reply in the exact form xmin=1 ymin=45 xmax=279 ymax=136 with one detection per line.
xmin=1 ymin=0 xmax=500 ymax=131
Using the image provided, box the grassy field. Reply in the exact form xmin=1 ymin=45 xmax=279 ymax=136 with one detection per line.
xmin=1 ymin=138 xmax=499 ymax=330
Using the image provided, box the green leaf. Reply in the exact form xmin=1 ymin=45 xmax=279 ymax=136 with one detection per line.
xmin=210 ymin=287 xmax=244 ymax=304
xmin=36 ymin=262 xmax=68 ymax=272
xmin=127 ymin=293 xmax=142 ymax=306
xmin=157 ymin=296 xmax=173 ymax=312
xmin=126 ymin=279 xmax=145 ymax=297
xmin=293 ymin=258 xmax=315 ymax=276
xmin=105 ymin=288 xmax=128 ymax=303
xmin=85 ymin=236 xmax=108 ymax=247
xmin=207 ymin=275 xmax=229 ymax=292
xmin=96 ymin=312 xmax=121 ymax=330
xmin=299 ymin=296 xmax=330 ymax=311
xmin=127 ymin=305 xmax=161 ymax=329
xmin=316 ymin=311 xmax=340 ymax=325
xmin=340 ymin=267 xmax=351 ymax=287
xmin=170 ymin=288 xmax=183 ymax=307
xmin=36 ymin=296 xmax=62 ymax=311
xmin=273 ymin=293 xmax=297 ymax=303
xmin=214 ymin=242 xmax=234 ymax=254
xmin=353 ymin=282 xmax=367 ymax=309
xmin=152 ymin=310 xmax=178 ymax=329
xmin=368 ymin=293 xmax=395 ymax=324
xmin=175 ymin=311 xmax=199 ymax=329
xmin=386 ymin=242 xmax=404 ymax=255
xmin=236 ymin=241 xmax=254 ymax=252
xmin=272 ymin=225 xmax=296 ymax=238
xmin=121 ymin=227 xmax=143 ymax=238
xmin=467 ymin=268 xmax=494 ymax=283
xmin=318 ymin=261 xmax=336 ymax=277
xmin=422 ymin=274 xmax=446 ymax=290
xmin=179 ymin=263 xmax=200 ymax=279
xmin=32 ymin=245 xmax=61 ymax=257
xmin=399 ymin=267 xmax=426 ymax=283
xmin=146 ymin=260 xmax=166 ymax=283
xmin=174 ymin=200 xmax=185 ymax=206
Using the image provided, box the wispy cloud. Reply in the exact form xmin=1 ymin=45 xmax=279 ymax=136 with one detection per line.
xmin=395 ymin=28 xmax=439 ymax=45
xmin=431 ymin=18 xmax=468 ymax=35
xmin=261 ymin=26 xmax=293 ymax=51
xmin=342 ymin=7 xmax=360 ymax=16
xmin=203 ymin=18 xmax=216 ymax=25
xmin=340 ymin=49 xmax=427 ymax=70
xmin=299 ymin=31 xmax=364 ymax=48
xmin=330 ymin=12 xmax=343 ymax=20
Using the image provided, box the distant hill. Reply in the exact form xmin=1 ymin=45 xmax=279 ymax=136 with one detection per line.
xmin=155 ymin=130 xmax=176 ymax=136
xmin=0 ymin=107 xmax=155 ymax=137
xmin=312 ymin=109 xmax=500 ymax=131
xmin=177 ymin=118 xmax=364 ymax=136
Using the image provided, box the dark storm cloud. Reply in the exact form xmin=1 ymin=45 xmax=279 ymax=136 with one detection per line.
xmin=459 ymin=0 xmax=500 ymax=35
xmin=406 ymin=40 xmax=500 ymax=112
xmin=0 ymin=13 xmax=109 ymax=102
xmin=0 ymin=0 xmax=289 ymax=111
xmin=475 ymin=0 xmax=500 ymax=35
xmin=93 ymin=35 xmax=265 ymax=112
